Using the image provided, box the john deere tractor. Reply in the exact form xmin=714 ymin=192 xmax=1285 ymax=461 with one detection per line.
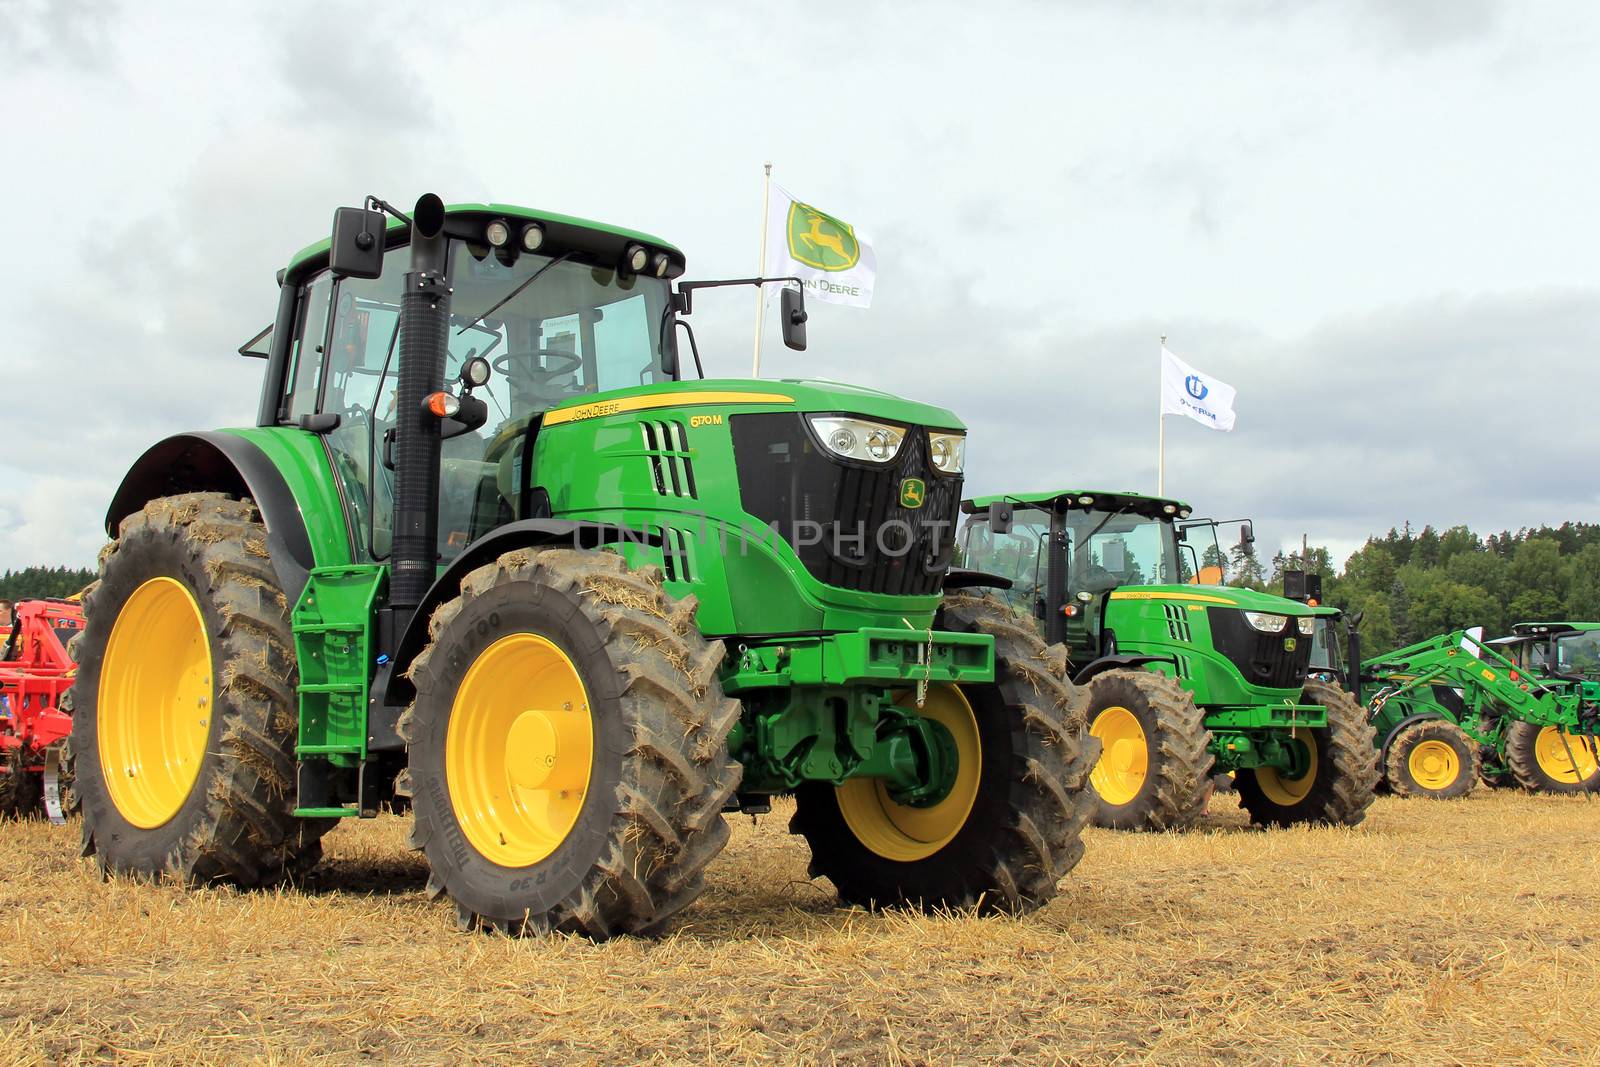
xmin=1361 ymin=627 xmax=1600 ymax=796
xmin=73 ymin=195 xmax=1096 ymax=936
xmin=959 ymin=490 xmax=1376 ymax=831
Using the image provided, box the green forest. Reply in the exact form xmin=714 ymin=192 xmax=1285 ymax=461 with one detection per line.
xmin=1220 ymin=521 xmax=1600 ymax=654
xmin=0 ymin=566 xmax=97 ymax=602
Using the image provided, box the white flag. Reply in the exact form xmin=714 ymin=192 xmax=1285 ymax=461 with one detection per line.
xmin=1161 ymin=346 xmax=1237 ymax=432
xmin=764 ymin=186 xmax=875 ymax=308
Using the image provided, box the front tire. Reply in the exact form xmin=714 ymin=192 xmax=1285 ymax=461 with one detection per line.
xmin=74 ymin=493 xmax=330 ymax=885
xmin=1504 ymin=720 xmax=1600 ymax=794
xmin=1235 ymin=682 xmax=1377 ymax=827
xmin=790 ymin=592 xmax=1098 ymax=914
xmin=1084 ymin=669 xmax=1214 ymax=831
xmin=1383 ymin=719 xmax=1479 ymax=799
xmin=401 ymin=548 xmax=740 ymax=937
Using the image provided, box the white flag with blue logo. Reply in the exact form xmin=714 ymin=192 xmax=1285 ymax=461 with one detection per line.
xmin=1160 ymin=345 xmax=1237 ymax=432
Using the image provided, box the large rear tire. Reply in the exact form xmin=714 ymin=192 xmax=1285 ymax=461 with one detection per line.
xmin=1383 ymin=718 xmax=1479 ymax=799
xmin=1235 ymin=682 xmax=1377 ymax=827
xmin=74 ymin=493 xmax=331 ymax=885
xmin=1084 ymin=669 xmax=1214 ymax=831
xmin=400 ymin=548 xmax=740 ymax=937
xmin=790 ymin=592 xmax=1097 ymax=914
xmin=1504 ymin=720 xmax=1600 ymax=794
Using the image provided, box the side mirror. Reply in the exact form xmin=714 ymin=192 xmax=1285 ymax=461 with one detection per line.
xmin=989 ymin=502 xmax=1014 ymax=535
xmin=781 ymin=286 xmax=808 ymax=351
xmin=1239 ymin=521 xmax=1256 ymax=548
xmin=330 ymin=206 xmax=386 ymax=279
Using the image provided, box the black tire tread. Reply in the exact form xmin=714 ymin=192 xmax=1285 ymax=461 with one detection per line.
xmin=403 ymin=547 xmax=741 ymax=937
xmin=77 ymin=493 xmax=331 ymax=886
xmin=1236 ymin=681 xmax=1378 ymax=828
xmin=1086 ymin=669 xmax=1215 ymax=831
xmin=1384 ymin=718 xmax=1480 ymax=799
xmin=1504 ymin=718 xmax=1600 ymax=795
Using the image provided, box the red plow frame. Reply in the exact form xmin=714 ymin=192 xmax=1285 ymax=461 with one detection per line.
xmin=1 ymin=598 xmax=83 ymax=820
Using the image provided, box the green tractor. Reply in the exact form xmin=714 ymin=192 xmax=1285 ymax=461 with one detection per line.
xmin=1360 ymin=627 xmax=1600 ymax=796
xmin=72 ymin=195 xmax=1097 ymax=936
xmin=958 ymin=490 xmax=1376 ymax=831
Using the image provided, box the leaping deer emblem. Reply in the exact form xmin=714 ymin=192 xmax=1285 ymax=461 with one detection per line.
xmin=796 ymin=210 xmax=852 ymax=264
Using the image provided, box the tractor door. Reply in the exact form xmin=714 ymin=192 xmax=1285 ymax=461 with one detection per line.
xmin=317 ymin=245 xmax=410 ymax=560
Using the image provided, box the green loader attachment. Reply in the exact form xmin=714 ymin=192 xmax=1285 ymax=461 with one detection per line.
xmin=1364 ymin=627 xmax=1600 ymax=796
xmin=960 ymin=490 xmax=1377 ymax=831
xmin=71 ymin=195 xmax=1098 ymax=937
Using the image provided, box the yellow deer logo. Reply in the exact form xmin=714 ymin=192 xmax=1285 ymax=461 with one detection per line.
xmin=786 ymin=202 xmax=860 ymax=272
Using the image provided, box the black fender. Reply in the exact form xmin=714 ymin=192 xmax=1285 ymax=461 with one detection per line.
xmin=1376 ymin=711 xmax=1450 ymax=766
xmin=104 ymin=431 xmax=315 ymax=601
xmin=942 ymin=569 xmax=1014 ymax=591
xmin=1070 ymin=653 xmax=1175 ymax=687
xmin=383 ymin=518 xmax=661 ymax=707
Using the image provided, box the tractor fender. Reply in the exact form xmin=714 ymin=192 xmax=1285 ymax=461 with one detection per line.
xmin=1071 ymin=654 xmax=1174 ymax=687
xmin=104 ymin=431 xmax=314 ymax=600
xmin=383 ymin=518 xmax=659 ymax=707
xmin=1376 ymin=711 xmax=1449 ymax=766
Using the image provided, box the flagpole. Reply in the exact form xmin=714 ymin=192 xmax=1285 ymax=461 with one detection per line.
xmin=752 ymin=161 xmax=773 ymax=377
xmin=1158 ymin=334 xmax=1167 ymax=496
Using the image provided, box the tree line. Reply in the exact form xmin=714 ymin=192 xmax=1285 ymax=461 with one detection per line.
xmin=1216 ymin=521 xmax=1600 ymax=654
xmin=0 ymin=566 xmax=98 ymax=602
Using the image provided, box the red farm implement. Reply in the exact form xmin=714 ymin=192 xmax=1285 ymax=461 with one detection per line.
xmin=1 ymin=598 xmax=83 ymax=821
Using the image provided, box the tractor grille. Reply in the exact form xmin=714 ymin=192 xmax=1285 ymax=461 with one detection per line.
xmin=730 ymin=413 xmax=962 ymax=597
xmin=640 ymin=420 xmax=696 ymax=498
xmin=1208 ymin=607 xmax=1312 ymax=690
xmin=1162 ymin=602 xmax=1193 ymax=643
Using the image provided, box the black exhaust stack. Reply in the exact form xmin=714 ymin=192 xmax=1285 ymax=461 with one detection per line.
xmin=390 ymin=193 xmax=450 ymax=616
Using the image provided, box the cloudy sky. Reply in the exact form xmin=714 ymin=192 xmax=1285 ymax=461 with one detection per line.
xmin=2 ymin=0 xmax=1596 ymax=571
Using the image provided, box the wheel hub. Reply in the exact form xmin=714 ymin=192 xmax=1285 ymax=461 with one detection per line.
xmin=506 ymin=710 xmax=559 ymax=790
xmin=1089 ymin=705 xmax=1147 ymax=806
xmin=1408 ymin=738 xmax=1459 ymax=790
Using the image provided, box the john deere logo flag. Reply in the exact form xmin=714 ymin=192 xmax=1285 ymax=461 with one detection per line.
xmin=899 ymin=478 xmax=925 ymax=509
xmin=766 ymin=186 xmax=876 ymax=308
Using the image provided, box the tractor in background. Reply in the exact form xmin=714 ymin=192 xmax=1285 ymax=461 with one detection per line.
xmin=959 ymin=490 xmax=1376 ymax=831
xmin=71 ymin=194 xmax=1097 ymax=937
xmin=1361 ymin=628 xmax=1600 ymax=796
xmin=0 ymin=598 xmax=83 ymax=820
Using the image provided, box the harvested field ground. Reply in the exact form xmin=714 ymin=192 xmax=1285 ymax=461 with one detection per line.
xmin=2 ymin=789 xmax=1598 ymax=1065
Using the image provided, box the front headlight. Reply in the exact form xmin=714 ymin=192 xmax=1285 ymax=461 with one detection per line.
xmin=1244 ymin=611 xmax=1288 ymax=633
xmin=810 ymin=415 xmax=905 ymax=464
xmin=929 ymin=432 xmax=966 ymax=473
xmin=1297 ymin=617 xmax=1316 ymax=636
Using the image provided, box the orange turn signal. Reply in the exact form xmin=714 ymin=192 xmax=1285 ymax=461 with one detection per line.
xmin=425 ymin=391 xmax=460 ymax=418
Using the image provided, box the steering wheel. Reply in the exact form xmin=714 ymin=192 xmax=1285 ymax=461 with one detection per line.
xmin=491 ymin=348 xmax=583 ymax=386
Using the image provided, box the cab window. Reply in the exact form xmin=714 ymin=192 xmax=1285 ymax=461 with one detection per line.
xmin=284 ymin=273 xmax=333 ymax=420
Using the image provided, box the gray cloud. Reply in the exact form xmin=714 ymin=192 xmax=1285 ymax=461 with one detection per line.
xmin=2 ymin=1 xmax=1595 ymax=575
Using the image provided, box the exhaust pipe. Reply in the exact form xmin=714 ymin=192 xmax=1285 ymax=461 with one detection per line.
xmin=390 ymin=193 xmax=450 ymax=615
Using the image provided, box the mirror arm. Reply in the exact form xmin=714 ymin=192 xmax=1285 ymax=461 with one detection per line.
xmin=672 ymin=319 xmax=705 ymax=379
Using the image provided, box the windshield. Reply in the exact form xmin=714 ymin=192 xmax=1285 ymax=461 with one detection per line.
xmin=1065 ymin=508 xmax=1180 ymax=594
xmin=1554 ymin=631 xmax=1600 ymax=679
xmin=961 ymin=507 xmax=1050 ymax=615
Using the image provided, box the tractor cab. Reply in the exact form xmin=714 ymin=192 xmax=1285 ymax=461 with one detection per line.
xmin=1507 ymin=622 xmax=1600 ymax=686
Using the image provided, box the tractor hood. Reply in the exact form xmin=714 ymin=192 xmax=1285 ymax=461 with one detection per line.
xmin=542 ymin=377 xmax=965 ymax=432
xmin=1108 ymin=584 xmax=1318 ymax=616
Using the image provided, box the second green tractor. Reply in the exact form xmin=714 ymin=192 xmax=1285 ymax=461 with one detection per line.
xmin=960 ymin=490 xmax=1377 ymax=831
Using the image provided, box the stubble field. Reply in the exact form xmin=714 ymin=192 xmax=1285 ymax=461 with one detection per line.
xmin=1 ymin=788 xmax=1597 ymax=1065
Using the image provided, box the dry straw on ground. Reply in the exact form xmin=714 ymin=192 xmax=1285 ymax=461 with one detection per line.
xmin=2 ymin=789 xmax=1598 ymax=1065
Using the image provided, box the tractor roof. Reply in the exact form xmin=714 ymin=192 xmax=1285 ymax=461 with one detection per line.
xmin=1511 ymin=621 xmax=1600 ymax=635
xmin=284 ymin=203 xmax=683 ymax=279
xmin=962 ymin=489 xmax=1191 ymax=515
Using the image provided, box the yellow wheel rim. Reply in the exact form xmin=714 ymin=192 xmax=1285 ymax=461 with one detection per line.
xmin=1256 ymin=728 xmax=1319 ymax=806
xmin=97 ymin=577 xmax=212 ymax=829
xmin=1089 ymin=705 xmax=1148 ymax=806
xmin=1534 ymin=726 xmax=1600 ymax=784
xmin=446 ymin=633 xmax=593 ymax=868
xmin=837 ymin=685 xmax=981 ymax=862
xmin=1407 ymin=738 xmax=1460 ymax=791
